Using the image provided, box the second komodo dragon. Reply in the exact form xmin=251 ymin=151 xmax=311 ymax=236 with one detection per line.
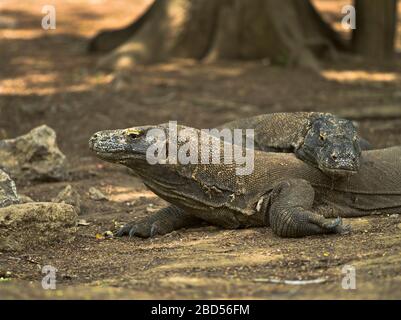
xmin=220 ymin=112 xmax=371 ymax=176
xmin=89 ymin=124 xmax=401 ymax=238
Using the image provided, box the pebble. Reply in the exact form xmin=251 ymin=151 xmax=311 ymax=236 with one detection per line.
xmin=89 ymin=187 xmax=107 ymax=201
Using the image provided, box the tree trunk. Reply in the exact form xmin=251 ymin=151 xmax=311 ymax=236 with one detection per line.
xmin=352 ymin=0 xmax=397 ymax=60
xmin=89 ymin=0 xmax=346 ymax=71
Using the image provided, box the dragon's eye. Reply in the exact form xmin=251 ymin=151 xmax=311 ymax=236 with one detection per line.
xmin=319 ymin=133 xmax=325 ymax=142
xmin=125 ymin=128 xmax=142 ymax=138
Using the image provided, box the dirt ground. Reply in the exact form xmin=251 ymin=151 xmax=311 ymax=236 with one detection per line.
xmin=1 ymin=0 xmax=401 ymax=299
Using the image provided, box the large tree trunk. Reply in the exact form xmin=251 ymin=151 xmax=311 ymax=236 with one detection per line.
xmin=89 ymin=0 xmax=346 ymax=71
xmin=352 ymin=0 xmax=397 ymax=60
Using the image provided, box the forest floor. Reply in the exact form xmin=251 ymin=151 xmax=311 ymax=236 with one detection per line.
xmin=1 ymin=0 xmax=401 ymax=299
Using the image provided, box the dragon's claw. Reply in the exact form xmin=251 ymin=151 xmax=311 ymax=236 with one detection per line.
xmin=115 ymin=224 xmax=131 ymax=237
xmin=128 ymin=226 xmax=138 ymax=238
xmin=150 ymin=223 xmax=159 ymax=237
xmin=325 ymin=217 xmax=342 ymax=229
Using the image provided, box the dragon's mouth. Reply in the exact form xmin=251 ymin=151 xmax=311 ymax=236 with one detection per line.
xmin=92 ymin=150 xmax=124 ymax=160
xmin=317 ymin=154 xmax=360 ymax=177
xmin=91 ymin=149 xmax=145 ymax=164
xmin=318 ymin=165 xmax=358 ymax=177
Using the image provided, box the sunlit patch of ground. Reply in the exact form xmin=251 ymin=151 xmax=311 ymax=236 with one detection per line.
xmin=106 ymin=186 xmax=157 ymax=202
xmin=322 ymin=70 xmax=400 ymax=84
xmin=0 ymin=71 xmax=114 ymax=95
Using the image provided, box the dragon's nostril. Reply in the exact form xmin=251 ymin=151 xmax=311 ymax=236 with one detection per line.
xmin=331 ymin=153 xmax=338 ymax=160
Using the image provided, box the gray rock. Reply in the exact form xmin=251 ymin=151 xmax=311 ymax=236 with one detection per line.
xmin=0 ymin=202 xmax=77 ymax=251
xmin=0 ymin=125 xmax=67 ymax=181
xmin=0 ymin=169 xmax=19 ymax=208
xmin=52 ymin=185 xmax=81 ymax=214
xmin=89 ymin=187 xmax=107 ymax=201
xmin=18 ymin=194 xmax=34 ymax=203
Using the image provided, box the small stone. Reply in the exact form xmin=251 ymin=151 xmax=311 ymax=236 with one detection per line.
xmin=126 ymin=200 xmax=136 ymax=207
xmin=0 ymin=169 xmax=19 ymax=208
xmin=390 ymin=214 xmax=399 ymax=219
xmin=89 ymin=187 xmax=107 ymax=201
xmin=18 ymin=194 xmax=34 ymax=204
xmin=0 ymin=202 xmax=77 ymax=251
xmin=52 ymin=185 xmax=81 ymax=214
xmin=397 ymin=223 xmax=401 ymax=230
xmin=146 ymin=205 xmax=158 ymax=213
xmin=0 ymin=125 xmax=67 ymax=181
xmin=77 ymin=219 xmax=90 ymax=226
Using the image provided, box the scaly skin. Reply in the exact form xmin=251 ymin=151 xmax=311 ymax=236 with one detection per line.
xmin=89 ymin=124 xmax=401 ymax=238
xmin=220 ymin=112 xmax=371 ymax=177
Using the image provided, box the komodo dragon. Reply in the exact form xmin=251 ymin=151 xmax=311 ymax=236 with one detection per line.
xmin=219 ymin=112 xmax=371 ymax=177
xmin=89 ymin=124 xmax=401 ymax=238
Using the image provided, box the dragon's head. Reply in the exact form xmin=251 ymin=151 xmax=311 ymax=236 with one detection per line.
xmin=297 ymin=115 xmax=362 ymax=177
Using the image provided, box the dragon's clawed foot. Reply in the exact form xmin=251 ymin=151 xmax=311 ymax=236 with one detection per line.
xmin=115 ymin=220 xmax=163 ymax=238
xmin=320 ymin=217 xmax=351 ymax=234
xmin=336 ymin=222 xmax=352 ymax=235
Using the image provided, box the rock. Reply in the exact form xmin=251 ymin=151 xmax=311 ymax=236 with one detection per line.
xmin=52 ymin=185 xmax=81 ymax=214
xmin=0 ymin=170 xmax=19 ymax=208
xmin=0 ymin=125 xmax=67 ymax=181
xmin=0 ymin=202 xmax=77 ymax=251
xmin=390 ymin=214 xmax=399 ymax=219
xmin=18 ymin=194 xmax=34 ymax=203
xmin=77 ymin=219 xmax=90 ymax=226
xmin=89 ymin=187 xmax=107 ymax=201
xmin=146 ymin=204 xmax=158 ymax=213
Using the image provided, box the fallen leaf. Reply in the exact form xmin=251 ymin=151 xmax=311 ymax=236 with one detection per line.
xmin=95 ymin=233 xmax=104 ymax=240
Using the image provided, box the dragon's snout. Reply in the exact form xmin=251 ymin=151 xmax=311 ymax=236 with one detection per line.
xmin=319 ymin=143 xmax=360 ymax=175
xmin=89 ymin=130 xmax=130 ymax=157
